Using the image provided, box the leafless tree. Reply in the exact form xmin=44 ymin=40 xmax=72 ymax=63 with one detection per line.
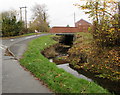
xmin=30 ymin=4 xmax=49 ymax=32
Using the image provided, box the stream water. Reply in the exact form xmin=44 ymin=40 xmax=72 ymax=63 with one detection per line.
xmin=49 ymin=59 xmax=92 ymax=82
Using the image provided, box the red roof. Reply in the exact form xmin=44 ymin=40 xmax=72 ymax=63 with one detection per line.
xmin=50 ymin=27 xmax=79 ymax=33
xmin=75 ymin=19 xmax=91 ymax=25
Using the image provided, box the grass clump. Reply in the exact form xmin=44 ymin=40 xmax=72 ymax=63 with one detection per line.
xmin=20 ymin=35 xmax=110 ymax=93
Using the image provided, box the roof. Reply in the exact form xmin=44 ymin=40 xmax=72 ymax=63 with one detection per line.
xmin=75 ymin=19 xmax=92 ymax=25
xmin=50 ymin=27 xmax=79 ymax=33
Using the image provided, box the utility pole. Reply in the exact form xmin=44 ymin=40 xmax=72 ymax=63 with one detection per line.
xmin=20 ymin=7 xmax=22 ymax=21
xmin=19 ymin=6 xmax=27 ymax=29
xmin=24 ymin=6 xmax=27 ymax=29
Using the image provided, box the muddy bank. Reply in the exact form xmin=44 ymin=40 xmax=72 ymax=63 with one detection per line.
xmin=41 ymin=43 xmax=70 ymax=64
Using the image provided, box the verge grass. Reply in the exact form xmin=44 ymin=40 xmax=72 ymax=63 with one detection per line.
xmin=20 ymin=35 xmax=110 ymax=94
xmin=1 ymin=32 xmax=42 ymax=39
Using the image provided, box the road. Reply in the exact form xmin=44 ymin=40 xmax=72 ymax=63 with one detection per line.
xmin=1 ymin=34 xmax=53 ymax=93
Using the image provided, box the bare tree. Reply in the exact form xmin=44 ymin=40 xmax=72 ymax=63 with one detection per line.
xmin=30 ymin=4 xmax=49 ymax=32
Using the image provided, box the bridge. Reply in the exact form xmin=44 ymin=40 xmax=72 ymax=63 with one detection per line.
xmin=49 ymin=19 xmax=92 ymax=45
xmin=49 ymin=19 xmax=92 ymax=34
xmin=49 ymin=27 xmax=78 ymax=45
xmin=49 ymin=27 xmax=79 ymax=34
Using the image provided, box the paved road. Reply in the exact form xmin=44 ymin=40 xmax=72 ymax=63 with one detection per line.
xmin=0 ymin=39 xmax=2 ymax=94
xmin=1 ymin=34 xmax=53 ymax=93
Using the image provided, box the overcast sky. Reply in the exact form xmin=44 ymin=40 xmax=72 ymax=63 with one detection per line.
xmin=0 ymin=0 xmax=91 ymax=27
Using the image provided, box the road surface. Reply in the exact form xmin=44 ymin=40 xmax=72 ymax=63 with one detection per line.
xmin=1 ymin=34 xmax=53 ymax=93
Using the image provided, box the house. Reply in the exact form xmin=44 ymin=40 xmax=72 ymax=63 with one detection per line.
xmin=75 ymin=19 xmax=92 ymax=32
xmin=50 ymin=19 xmax=92 ymax=33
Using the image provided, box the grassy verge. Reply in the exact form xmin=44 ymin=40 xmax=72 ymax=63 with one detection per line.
xmin=20 ymin=35 xmax=110 ymax=93
xmin=1 ymin=32 xmax=43 ymax=39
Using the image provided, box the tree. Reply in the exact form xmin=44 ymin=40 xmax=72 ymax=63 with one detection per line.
xmin=1 ymin=10 xmax=24 ymax=37
xmin=75 ymin=0 xmax=120 ymax=47
xmin=29 ymin=4 xmax=49 ymax=32
xmin=66 ymin=25 xmax=70 ymax=27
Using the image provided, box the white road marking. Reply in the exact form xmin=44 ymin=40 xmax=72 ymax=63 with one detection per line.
xmin=0 ymin=45 xmax=7 ymax=50
xmin=0 ymin=46 xmax=5 ymax=50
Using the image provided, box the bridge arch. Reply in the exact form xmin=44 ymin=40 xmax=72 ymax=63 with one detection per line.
xmin=56 ymin=33 xmax=75 ymax=46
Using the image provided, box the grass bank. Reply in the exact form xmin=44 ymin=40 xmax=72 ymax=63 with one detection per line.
xmin=1 ymin=32 xmax=42 ymax=39
xmin=20 ymin=35 xmax=110 ymax=94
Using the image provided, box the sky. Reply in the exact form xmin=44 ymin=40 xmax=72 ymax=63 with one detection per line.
xmin=0 ymin=0 xmax=91 ymax=27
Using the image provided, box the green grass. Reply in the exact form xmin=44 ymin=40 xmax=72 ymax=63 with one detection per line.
xmin=75 ymin=32 xmax=93 ymax=44
xmin=20 ymin=35 xmax=110 ymax=94
xmin=1 ymin=32 xmax=42 ymax=39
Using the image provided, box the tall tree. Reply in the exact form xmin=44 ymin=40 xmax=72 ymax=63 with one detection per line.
xmin=30 ymin=4 xmax=49 ymax=32
xmin=75 ymin=0 xmax=119 ymax=46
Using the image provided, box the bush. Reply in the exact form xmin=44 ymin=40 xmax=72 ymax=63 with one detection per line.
xmin=68 ymin=32 xmax=120 ymax=81
xmin=92 ymin=19 xmax=120 ymax=47
xmin=1 ymin=11 xmax=24 ymax=37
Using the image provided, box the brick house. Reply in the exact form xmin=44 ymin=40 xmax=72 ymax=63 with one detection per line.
xmin=50 ymin=19 xmax=92 ymax=33
xmin=75 ymin=19 xmax=92 ymax=32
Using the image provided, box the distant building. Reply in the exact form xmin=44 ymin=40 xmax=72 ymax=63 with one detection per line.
xmin=75 ymin=19 xmax=92 ymax=32
xmin=50 ymin=27 xmax=79 ymax=33
xmin=50 ymin=19 xmax=92 ymax=33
